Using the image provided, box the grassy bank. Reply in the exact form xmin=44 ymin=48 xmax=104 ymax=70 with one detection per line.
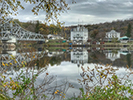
xmin=44 ymin=46 xmax=69 ymax=52
xmin=46 ymin=39 xmax=68 ymax=45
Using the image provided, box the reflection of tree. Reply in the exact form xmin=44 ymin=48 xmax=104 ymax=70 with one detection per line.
xmin=35 ymin=56 xmax=52 ymax=68
xmin=49 ymin=56 xmax=62 ymax=66
xmin=88 ymin=51 xmax=131 ymax=68
xmin=0 ymin=63 xmax=69 ymax=100
xmin=127 ymin=54 xmax=131 ymax=67
xmin=89 ymin=52 xmax=99 ymax=63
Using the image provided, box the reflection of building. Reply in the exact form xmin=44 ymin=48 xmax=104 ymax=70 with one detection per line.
xmin=70 ymin=25 xmax=88 ymax=44
xmin=0 ymin=49 xmax=46 ymax=75
xmin=104 ymin=49 xmax=131 ymax=61
xmin=105 ymin=30 xmax=120 ymax=41
xmin=104 ymin=50 xmax=120 ymax=61
xmin=120 ymin=51 xmax=130 ymax=55
xmin=120 ymin=48 xmax=131 ymax=55
xmin=71 ymin=48 xmax=88 ymax=67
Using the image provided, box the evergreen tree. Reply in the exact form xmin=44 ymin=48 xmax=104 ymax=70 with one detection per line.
xmin=35 ymin=20 xmax=40 ymax=33
xmin=125 ymin=23 xmax=131 ymax=37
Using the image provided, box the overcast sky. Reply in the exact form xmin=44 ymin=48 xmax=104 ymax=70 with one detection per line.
xmin=12 ymin=0 xmax=133 ymax=26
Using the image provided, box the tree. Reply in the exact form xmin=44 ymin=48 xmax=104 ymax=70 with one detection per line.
xmin=35 ymin=20 xmax=40 ymax=33
xmin=90 ymin=29 xmax=99 ymax=39
xmin=0 ymin=0 xmax=76 ymax=23
xmin=125 ymin=23 xmax=132 ymax=37
xmin=39 ymin=23 xmax=49 ymax=35
xmin=13 ymin=19 xmax=21 ymax=25
xmin=49 ymin=24 xmax=55 ymax=34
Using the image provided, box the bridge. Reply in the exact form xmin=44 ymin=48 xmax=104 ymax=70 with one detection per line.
xmin=0 ymin=18 xmax=45 ymax=43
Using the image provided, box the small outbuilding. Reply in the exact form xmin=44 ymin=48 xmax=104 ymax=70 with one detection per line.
xmin=119 ymin=36 xmax=129 ymax=40
xmin=119 ymin=36 xmax=129 ymax=43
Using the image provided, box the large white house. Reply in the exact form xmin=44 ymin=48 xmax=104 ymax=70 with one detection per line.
xmin=70 ymin=25 xmax=88 ymax=44
xmin=105 ymin=30 xmax=120 ymax=41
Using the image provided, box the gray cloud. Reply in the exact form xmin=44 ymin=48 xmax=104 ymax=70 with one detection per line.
xmin=69 ymin=0 xmax=133 ymax=16
xmin=59 ymin=0 xmax=133 ymax=25
xmin=12 ymin=0 xmax=133 ymax=26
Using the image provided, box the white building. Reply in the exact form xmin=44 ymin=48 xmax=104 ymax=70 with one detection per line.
xmin=71 ymin=49 xmax=88 ymax=67
xmin=105 ymin=30 xmax=120 ymax=41
xmin=47 ymin=34 xmax=63 ymax=40
xmin=70 ymin=25 xmax=88 ymax=44
xmin=47 ymin=51 xmax=64 ymax=57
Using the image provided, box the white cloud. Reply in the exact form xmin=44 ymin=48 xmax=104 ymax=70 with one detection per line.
xmin=123 ymin=1 xmax=133 ymax=6
xmin=97 ymin=0 xmax=107 ymax=2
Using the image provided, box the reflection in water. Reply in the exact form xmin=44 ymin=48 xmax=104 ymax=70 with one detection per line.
xmin=0 ymin=49 xmax=70 ymax=100
xmin=71 ymin=48 xmax=88 ymax=67
xmin=0 ymin=50 xmax=45 ymax=75
xmin=0 ymin=47 xmax=133 ymax=99
xmin=104 ymin=49 xmax=131 ymax=62
xmin=104 ymin=50 xmax=120 ymax=61
xmin=1 ymin=47 xmax=132 ymax=69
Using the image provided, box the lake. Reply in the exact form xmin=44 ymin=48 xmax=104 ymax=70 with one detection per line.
xmin=1 ymin=47 xmax=133 ymax=99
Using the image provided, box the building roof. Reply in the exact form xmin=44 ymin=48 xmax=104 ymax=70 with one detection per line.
xmin=106 ymin=30 xmax=120 ymax=34
xmin=119 ymin=36 xmax=129 ymax=40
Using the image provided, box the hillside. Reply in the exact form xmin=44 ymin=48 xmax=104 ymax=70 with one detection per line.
xmin=67 ymin=19 xmax=133 ymax=40
xmin=85 ymin=19 xmax=133 ymax=40
xmin=14 ymin=18 xmax=133 ymax=40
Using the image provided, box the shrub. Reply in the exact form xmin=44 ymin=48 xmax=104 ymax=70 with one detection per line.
xmin=69 ymin=64 xmax=133 ymax=100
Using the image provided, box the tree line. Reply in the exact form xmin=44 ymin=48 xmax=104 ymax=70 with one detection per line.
xmin=85 ymin=19 xmax=133 ymax=41
xmin=14 ymin=18 xmax=133 ymax=41
xmin=14 ymin=19 xmax=70 ymax=38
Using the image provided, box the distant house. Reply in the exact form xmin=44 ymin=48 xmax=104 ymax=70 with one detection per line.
xmin=54 ymin=35 xmax=64 ymax=39
xmin=70 ymin=25 xmax=88 ymax=44
xmin=47 ymin=34 xmax=63 ymax=40
xmin=105 ymin=30 xmax=120 ymax=41
xmin=119 ymin=36 xmax=129 ymax=40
